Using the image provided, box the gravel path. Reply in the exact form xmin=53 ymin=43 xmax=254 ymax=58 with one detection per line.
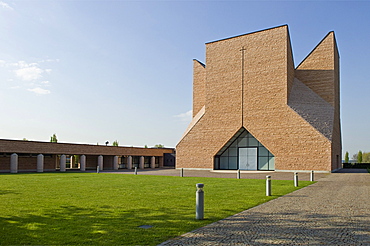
xmin=159 ymin=169 xmax=370 ymax=245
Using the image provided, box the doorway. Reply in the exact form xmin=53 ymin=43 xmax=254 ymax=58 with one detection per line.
xmin=239 ymin=147 xmax=257 ymax=170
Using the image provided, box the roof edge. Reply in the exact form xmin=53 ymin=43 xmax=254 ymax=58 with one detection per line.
xmin=193 ymin=59 xmax=205 ymax=67
xmin=205 ymin=24 xmax=288 ymax=45
xmin=296 ymin=31 xmax=336 ymax=69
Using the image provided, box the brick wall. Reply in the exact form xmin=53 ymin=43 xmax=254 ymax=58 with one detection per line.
xmin=177 ymin=25 xmax=341 ymax=172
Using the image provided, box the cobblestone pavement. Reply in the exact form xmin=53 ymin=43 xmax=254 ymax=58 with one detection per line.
xmin=159 ymin=169 xmax=370 ymax=245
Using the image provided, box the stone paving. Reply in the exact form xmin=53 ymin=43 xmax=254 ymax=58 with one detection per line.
xmin=158 ymin=169 xmax=370 ymax=245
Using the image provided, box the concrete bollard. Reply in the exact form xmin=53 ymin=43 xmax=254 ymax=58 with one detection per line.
xmin=310 ymin=170 xmax=314 ymax=182
xmin=10 ymin=153 xmax=18 ymax=174
xmin=180 ymin=168 xmax=184 ymax=177
xmin=237 ymin=169 xmax=241 ymax=179
xmin=134 ymin=166 xmax=138 ymax=175
xmin=266 ymin=175 xmax=271 ymax=196
xmin=294 ymin=172 xmax=298 ymax=187
xmin=196 ymin=183 xmax=204 ymax=220
xmin=97 ymin=166 xmax=100 ymax=173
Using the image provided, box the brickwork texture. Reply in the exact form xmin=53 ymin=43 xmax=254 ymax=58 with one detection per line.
xmin=176 ymin=25 xmax=341 ymax=172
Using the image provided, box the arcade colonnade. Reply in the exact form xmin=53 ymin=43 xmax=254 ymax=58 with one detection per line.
xmin=7 ymin=153 xmax=162 ymax=173
xmin=0 ymin=139 xmax=175 ymax=173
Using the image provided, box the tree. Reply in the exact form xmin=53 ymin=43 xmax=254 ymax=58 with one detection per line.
xmin=357 ymin=150 xmax=363 ymax=163
xmin=50 ymin=134 xmax=58 ymax=143
xmin=344 ymin=151 xmax=349 ymax=163
xmin=112 ymin=140 xmax=119 ymax=146
xmin=362 ymin=152 xmax=370 ymax=163
xmin=154 ymin=144 xmax=164 ymax=148
xmin=144 ymin=145 xmax=148 ymax=148
xmin=22 ymin=138 xmax=28 ymax=141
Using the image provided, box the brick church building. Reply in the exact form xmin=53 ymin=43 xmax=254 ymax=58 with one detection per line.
xmin=176 ymin=25 xmax=341 ymax=172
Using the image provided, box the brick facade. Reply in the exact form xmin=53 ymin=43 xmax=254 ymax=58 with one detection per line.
xmin=176 ymin=25 xmax=341 ymax=172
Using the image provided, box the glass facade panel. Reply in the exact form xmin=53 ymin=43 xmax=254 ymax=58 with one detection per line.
xmin=259 ymin=146 xmax=269 ymax=156
xmin=269 ymin=156 xmax=275 ymax=170
xmin=214 ymin=128 xmax=275 ymax=170
xmin=258 ymin=157 xmax=269 ymax=170
xmin=238 ymin=137 xmax=247 ymax=147
xmin=248 ymin=138 xmax=259 ymax=147
xmin=229 ymin=147 xmax=237 ymax=156
xmin=220 ymin=157 xmax=228 ymax=169
xmin=229 ymin=157 xmax=237 ymax=169
xmin=230 ymin=141 xmax=238 ymax=148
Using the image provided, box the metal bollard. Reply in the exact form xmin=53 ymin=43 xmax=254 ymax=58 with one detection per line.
xmin=196 ymin=183 xmax=204 ymax=220
xmin=266 ymin=175 xmax=271 ymax=196
xmin=97 ymin=166 xmax=100 ymax=174
xmin=237 ymin=169 xmax=241 ymax=179
xmin=310 ymin=170 xmax=314 ymax=182
xmin=180 ymin=168 xmax=184 ymax=177
xmin=134 ymin=167 xmax=138 ymax=175
xmin=294 ymin=172 xmax=298 ymax=187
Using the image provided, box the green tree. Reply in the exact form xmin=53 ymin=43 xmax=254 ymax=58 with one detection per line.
xmin=22 ymin=138 xmax=28 ymax=141
xmin=362 ymin=152 xmax=370 ymax=163
xmin=344 ymin=151 xmax=349 ymax=163
xmin=50 ymin=134 xmax=58 ymax=143
xmin=144 ymin=145 xmax=148 ymax=148
xmin=112 ymin=140 xmax=119 ymax=146
xmin=357 ymin=150 xmax=363 ymax=163
xmin=154 ymin=144 xmax=164 ymax=148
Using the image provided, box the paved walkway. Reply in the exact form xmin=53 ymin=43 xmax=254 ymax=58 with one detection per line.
xmin=159 ymin=169 xmax=370 ymax=245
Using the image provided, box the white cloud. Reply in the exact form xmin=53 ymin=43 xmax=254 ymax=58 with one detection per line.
xmin=0 ymin=1 xmax=13 ymax=11
xmin=1 ymin=59 xmax=56 ymax=93
xmin=27 ymin=87 xmax=51 ymax=95
xmin=39 ymin=59 xmax=60 ymax=63
xmin=15 ymin=66 xmax=43 ymax=81
xmin=174 ymin=110 xmax=192 ymax=122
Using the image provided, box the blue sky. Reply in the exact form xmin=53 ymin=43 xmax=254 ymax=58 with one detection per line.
xmin=0 ymin=1 xmax=369 ymax=158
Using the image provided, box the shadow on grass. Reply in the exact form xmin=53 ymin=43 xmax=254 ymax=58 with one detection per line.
xmin=0 ymin=190 xmax=20 ymax=195
xmin=0 ymin=205 xmax=212 ymax=245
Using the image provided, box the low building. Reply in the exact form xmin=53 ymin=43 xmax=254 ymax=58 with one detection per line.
xmin=0 ymin=139 xmax=174 ymax=173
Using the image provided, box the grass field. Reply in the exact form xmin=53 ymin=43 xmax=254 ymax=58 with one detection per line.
xmin=0 ymin=173 xmax=312 ymax=245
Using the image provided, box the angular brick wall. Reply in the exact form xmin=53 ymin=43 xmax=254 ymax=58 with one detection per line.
xmin=177 ymin=25 xmax=341 ymax=172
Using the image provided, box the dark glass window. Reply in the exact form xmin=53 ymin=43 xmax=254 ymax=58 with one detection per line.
xmin=214 ymin=128 xmax=274 ymax=170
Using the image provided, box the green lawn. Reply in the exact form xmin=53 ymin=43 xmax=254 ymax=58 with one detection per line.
xmin=0 ymin=173 xmax=312 ymax=245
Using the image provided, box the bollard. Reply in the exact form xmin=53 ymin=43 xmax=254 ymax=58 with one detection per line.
xmin=196 ymin=183 xmax=204 ymax=220
xmin=97 ymin=166 xmax=100 ymax=174
xmin=266 ymin=175 xmax=271 ymax=196
xmin=294 ymin=172 xmax=298 ymax=187
xmin=180 ymin=168 xmax=184 ymax=177
xmin=310 ymin=170 xmax=314 ymax=182
xmin=134 ymin=166 xmax=138 ymax=175
xmin=237 ymin=169 xmax=241 ymax=179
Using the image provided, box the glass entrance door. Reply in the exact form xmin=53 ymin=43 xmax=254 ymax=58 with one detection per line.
xmin=239 ymin=147 xmax=257 ymax=170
